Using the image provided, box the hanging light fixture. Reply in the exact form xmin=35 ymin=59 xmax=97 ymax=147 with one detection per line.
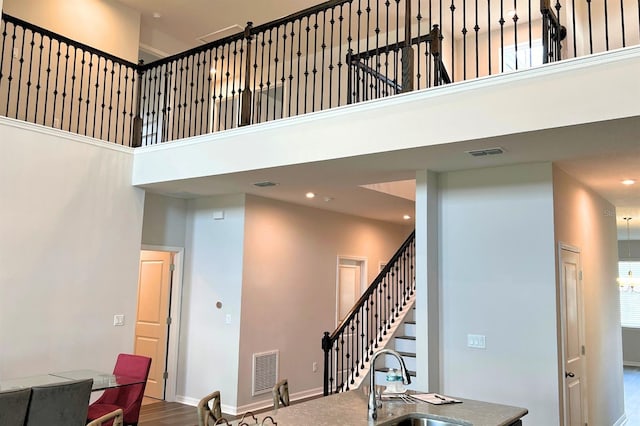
xmin=618 ymin=217 xmax=640 ymax=289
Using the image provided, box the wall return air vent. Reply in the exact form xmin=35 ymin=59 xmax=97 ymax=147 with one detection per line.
xmin=252 ymin=350 xmax=279 ymax=396
xmin=466 ymin=147 xmax=505 ymax=157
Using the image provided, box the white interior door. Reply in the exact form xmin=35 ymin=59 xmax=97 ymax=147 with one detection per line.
xmin=135 ymin=250 xmax=173 ymax=400
xmin=336 ymin=257 xmax=367 ymax=326
xmin=560 ymin=246 xmax=588 ymax=426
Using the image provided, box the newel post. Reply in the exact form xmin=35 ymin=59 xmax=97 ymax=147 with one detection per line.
xmin=401 ymin=0 xmax=414 ymax=93
xmin=430 ymin=25 xmax=442 ymax=86
xmin=240 ymin=21 xmax=253 ymax=126
xmin=322 ymin=331 xmax=331 ymax=396
xmin=131 ymin=59 xmax=144 ymax=147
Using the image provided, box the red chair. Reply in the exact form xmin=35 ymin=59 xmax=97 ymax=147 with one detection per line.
xmin=87 ymin=354 xmax=151 ymax=426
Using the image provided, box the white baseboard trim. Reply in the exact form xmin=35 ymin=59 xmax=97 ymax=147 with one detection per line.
xmin=175 ymin=387 xmax=325 ymax=416
xmin=613 ymin=413 xmax=627 ymax=426
xmin=623 ymin=360 xmax=640 ymax=367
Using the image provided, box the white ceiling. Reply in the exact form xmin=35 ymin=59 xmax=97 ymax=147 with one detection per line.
xmin=117 ymin=0 xmax=640 ymax=238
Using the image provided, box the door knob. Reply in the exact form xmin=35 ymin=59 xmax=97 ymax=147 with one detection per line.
xmin=565 ymin=372 xmax=575 ymax=378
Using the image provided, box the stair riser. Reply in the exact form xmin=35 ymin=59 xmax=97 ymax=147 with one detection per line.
xmin=404 ymin=323 xmax=416 ymax=337
xmin=383 ymin=353 xmax=416 ymax=372
xmin=393 ymin=338 xmax=416 ymax=353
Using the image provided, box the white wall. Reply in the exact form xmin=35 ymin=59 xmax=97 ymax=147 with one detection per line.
xmin=439 ymin=163 xmax=559 ymax=425
xmin=553 ymin=166 xmax=623 ymax=426
xmin=3 ymin=0 xmax=141 ymax=62
xmin=237 ymin=195 xmax=411 ymax=408
xmin=0 ymin=117 xmax=144 ymax=378
xmin=619 ymin=240 xmax=640 ymax=364
xmin=141 ymin=193 xmax=188 ymax=247
xmin=177 ymin=194 xmax=246 ymax=408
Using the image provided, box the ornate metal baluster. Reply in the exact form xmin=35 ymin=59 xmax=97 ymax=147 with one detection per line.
xmin=287 ymin=20 xmax=295 ymax=117
xmin=499 ymin=0 xmax=505 ymax=72
xmin=587 ymin=0 xmax=593 ymax=54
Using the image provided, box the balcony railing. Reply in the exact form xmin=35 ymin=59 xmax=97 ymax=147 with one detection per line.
xmin=1 ymin=0 xmax=639 ymax=147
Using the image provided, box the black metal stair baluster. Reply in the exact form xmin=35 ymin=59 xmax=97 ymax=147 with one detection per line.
xmin=174 ymin=57 xmax=183 ymax=136
xmin=113 ymin=63 xmax=122 ymax=143
xmin=210 ymin=50 xmax=219 ymax=133
xmin=250 ymin=33 xmax=260 ymax=124
xmin=279 ymin=24 xmax=287 ymax=119
xmin=417 ymin=0 xmax=423 ymax=89
xmin=98 ymin=58 xmax=108 ymax=139
xmin=15 ymin=24 xmax=27 ymax=119
xmin=34 ymin=33 xmax=45 ymax=124
xmin=196 ymin=52 xmax=205 ymax=135
xmin=215 ymin=49 xmax=225 ymax=132
xmin=121 ymin=64 xmax=130 ymax=145
xmin=304 ymin=16 xmax=311 ymax=114
xmin=287 ymin=21 xmax=295 ymax=117
xmin=604 ymin=0 xmax=610 ymax=51
xmin=462 ymin=0 xmax=467 ymax=79
xmin=312 ymin=12 xmax=320 ymax=112
xmin=512 ymin=0 xmax=518 ymax=70
xmin=620 ymin=0 xmax=626 ymax=47
xmin=189 ymin=52 xmax=197 ymax=135
xmin=393 ymin=0 xmax=399 ymax=95
xmin=450 ymin=0 xmax=456 ymax=80
xmin=356 ymin=0 xmax=362 ymax=102
xmin=587 ymin=0 xmax=593 ymax=54
xmin=328 ymin=8 xmax=334 ymax=108
xmin=336 ymin=5 xmax=344 ymax=106
xmin=499 ymin=0 xmax=505 ymax=72
xmin=24 ymin=29 xmax=35 ymax=122
xmin=0 ymin=20 xmax=7 ymax=117
xmin=106 ymin=60 xmax=115 ymax=141
xmin=156 ymin=63 xmax=165 ymax=143
xmin=222 ymin=43 xmax=231 ymax=130
xmin=295 ymin=19 xmax=303 ymax=115
xmin=474 ymin=0 xmax=479 ymax=78
xmin=265 ymin=29 xmax=273 ymax=121
xmin=150 ymin=65 xmax=159 ymax=144
xmin=5 ymin=22 xmax=17 ymax=117
xmin=141 ymin=67 xmax=150 ymax=145
xmin=91 ymin=55 xmax=101 ymax=137
xmin=487 ymin=0 xmax=492 ymax=74
xmin=83 ymin=53 xmax=93 ymax=135
xmin=527 ymin=0 xmax=532 ymax=67
xmin=185 ymin=54 xmax=194 ymax=136
xmin=319 ymin=10 xmax=326 ymax=111
xmin=273 ymin=25 xmax=282 ymax=120
xmin=205 ymin=49 xmax=213 ymax=134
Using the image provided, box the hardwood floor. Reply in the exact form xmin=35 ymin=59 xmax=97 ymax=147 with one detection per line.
xmin=625 ymin=365 xmax=640 ymax=424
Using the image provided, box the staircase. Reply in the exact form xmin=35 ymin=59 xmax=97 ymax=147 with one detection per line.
xmin=373 ymin=306 xmax=418 ymax=390
xmin=322 ymin=231 xmax=416 ymax=395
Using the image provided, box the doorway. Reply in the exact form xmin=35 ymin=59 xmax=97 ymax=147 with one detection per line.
xmin=336 ymin=256 xmax=368 ymax=326
xmin=559 ymin=244 xmax=588 ymax=426
xmin=135 ymin=246 xmax=184 ymax=402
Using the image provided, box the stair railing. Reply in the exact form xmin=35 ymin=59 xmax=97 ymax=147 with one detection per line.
xmin=322 ymin=231 xmax=416 ymax=396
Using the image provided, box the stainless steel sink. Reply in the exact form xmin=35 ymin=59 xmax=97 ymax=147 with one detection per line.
xmin=378 ymin=414 xmax=469 ymax=426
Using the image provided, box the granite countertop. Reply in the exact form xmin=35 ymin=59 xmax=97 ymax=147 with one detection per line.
xmin=232 ymin=389 xmax=527 ymax=426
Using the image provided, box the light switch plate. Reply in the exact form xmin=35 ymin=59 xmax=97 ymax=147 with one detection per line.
xmin=467 ymin=334 xmax=486 ymax=349
xmin=113 ymin=314 xmax=125 ymax=326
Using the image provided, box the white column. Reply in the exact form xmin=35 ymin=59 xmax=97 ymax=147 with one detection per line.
xmin=414 ymin=169 xmax=440 ymax=391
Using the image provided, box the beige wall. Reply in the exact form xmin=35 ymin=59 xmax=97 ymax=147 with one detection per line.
xmin=237 ymin=194 xmax=411 ymax=408
xmin=0 ymin=117 xmax=144 ymax=379
xmin=553 ymin=166 xmax=623 ymax=426
xmin=3 ymin=0 xmax=141 ymax=62
xmin=141 ymin=193 xmax=188 ymax=248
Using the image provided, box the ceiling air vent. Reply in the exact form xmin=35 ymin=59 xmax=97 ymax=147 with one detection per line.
xmin=466 ymin=147 xmax=505 ymax=157
xmin=197 ymin=24 xmax=244 ymax=44
xmin=253 ymin=181 xmax=278 ymax=188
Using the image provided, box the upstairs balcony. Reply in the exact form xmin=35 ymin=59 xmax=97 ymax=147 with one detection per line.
xmin=1 ymin=0 xmax=639 ymax=148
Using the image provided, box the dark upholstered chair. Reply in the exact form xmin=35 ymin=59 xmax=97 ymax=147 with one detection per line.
xmin=272 ymin=379 xmax=290 ymax=409
xmin=86 ymin=353 xmax=151 ymax=426
xmin=196 ymin=390 xmax=222 ymax=426
xmin=0 ymin=387 xmax=31 ymax=426
xmin=25 ymin=378 xmax=93 ymax=426
xmin=86 ymin=408 xmax=124 ymax=426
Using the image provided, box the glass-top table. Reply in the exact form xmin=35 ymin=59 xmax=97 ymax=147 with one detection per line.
xmin=0 ymin=369 xmax=144 ymax=392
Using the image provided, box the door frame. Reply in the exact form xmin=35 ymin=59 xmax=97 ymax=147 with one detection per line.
xmin=140 ymin=244 xmax=184 ymax=402
xmin=335 ymin=255 xmax=368 ymax=327
xmin=557 ymin=243 xmax=589 ymax=425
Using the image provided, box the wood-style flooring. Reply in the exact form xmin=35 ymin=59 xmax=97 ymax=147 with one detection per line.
xmin=138 ymin=369 xmax=640 ymax=426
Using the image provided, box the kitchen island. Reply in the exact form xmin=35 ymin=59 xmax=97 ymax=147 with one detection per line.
xmin=232 ymin=389 xmax=527 ymax=425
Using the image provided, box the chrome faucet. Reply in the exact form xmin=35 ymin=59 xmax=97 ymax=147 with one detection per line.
xmin=368 ymin=348 xmax=412 ymax=420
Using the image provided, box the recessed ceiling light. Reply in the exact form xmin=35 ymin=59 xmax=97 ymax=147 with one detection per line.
xmin=305 ymin=192 xmax=315 ymax=199
xmin=403 ymin=215 xmax=411 ymax=220
xmin=622 ymin=179 xmax=636 ymax=185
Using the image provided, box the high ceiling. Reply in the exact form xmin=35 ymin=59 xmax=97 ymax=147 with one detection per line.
xmin=117 ymin=0 xmax=640 ymax=239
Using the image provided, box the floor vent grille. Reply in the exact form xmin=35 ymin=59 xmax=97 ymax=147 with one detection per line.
xmin=252 ymin=350 xmax=279 ymax=396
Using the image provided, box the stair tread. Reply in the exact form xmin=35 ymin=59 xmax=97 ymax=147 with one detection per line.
xmin=404 ymin=320 xmax=416 ymax=324
xmin=375 ymin=367 xmax=417 ymax=377
xmin=396 ymin=335 xmax=416 ymax=340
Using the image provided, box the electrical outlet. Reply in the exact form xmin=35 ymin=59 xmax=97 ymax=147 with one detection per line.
xmin=225 ymin=314 xmax=232 ymax=324
xmin=312 ymin=362 xmax=318 ymax=372
xmin=113 ymin=314 xmax=125 ymax=326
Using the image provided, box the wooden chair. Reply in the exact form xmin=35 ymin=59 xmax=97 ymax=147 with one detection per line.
xmin=25 ymin=378 xmax=93 ymax=426
xmin=272 ymin=379 xmax=290 ymax=409
xmin=0 ymin=388 xmax=31 ymax=426
xmin=197 ymin=390 xmax=222 ymax=426
xmin=86 ymin=408 xmax=124 ymax=426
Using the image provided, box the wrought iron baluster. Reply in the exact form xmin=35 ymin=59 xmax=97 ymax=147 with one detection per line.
xmin=91 ymin=55 xmax=101 ymax=137
xmin=487 ymin=0 xmax=492 ymax=74
xmin=113 ymin=62 xmax=122 ymax=143
xmin=450 ymin=0 xmax=456 ymax=80
xmin=499 ymin=0 xmax=505 ymax=72
xmin=587 ymin=0 xmax=593 ymax=54
xmin=24 ymin=29 xmax=36 ymax=122
xmin=604 ymin=0 xmax=610 ymax=50
xmin=34 ymin=33 xmax=45 ymax=124
xmin=319 ymin=10 xmax=327 ymax=111
xmin=620 ymin=0 xmax=626 ymax=47
xmin=98 ymin=58 xmax=108 ymax=139
xmin=512 ymin=0 xmax=518 ymax=70
xmin=288 ymin=21 xmax=295 ymax=117
xmin=106 ymin=60 xmax=116 ymax=141
xmin=195 ymin=51 xmax=204 ymax=135
xmin=188 ymin=52 xmax=197 ymax=136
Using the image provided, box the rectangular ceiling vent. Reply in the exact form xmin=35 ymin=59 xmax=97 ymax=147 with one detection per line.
xmin=197 ymin=24 xmax=244 ymax=44
xmin=253 ymin=181 xmax=278 ymax=188
xmin=252 ymin=350 xmax=279 ymax=396
xmin=466 ymin=147 xmax=505 ymax=157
